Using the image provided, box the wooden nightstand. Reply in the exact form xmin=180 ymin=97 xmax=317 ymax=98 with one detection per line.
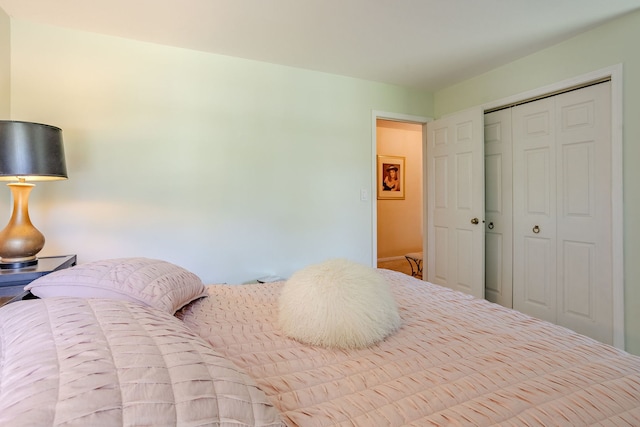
xmin=0 ymin=255 xmax=77 ymax=305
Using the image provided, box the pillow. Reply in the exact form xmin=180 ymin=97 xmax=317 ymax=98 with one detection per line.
xmin=278 ymin=258 xmax=401 ymax=349
xmin=25 ymin=257 xmax=207 ymax=313
xmin=0 ymin=298 xmax=284 ymax=426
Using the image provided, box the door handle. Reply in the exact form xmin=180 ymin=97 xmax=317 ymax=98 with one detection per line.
xmin=488 ymin=222 xmax=494 ymax=230
xmin=533 ymin=225 xmax=540 ymax=234
xmin=471 ymin=217 xmax=479 ymax=225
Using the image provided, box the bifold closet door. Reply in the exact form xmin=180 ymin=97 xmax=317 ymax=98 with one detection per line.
xmin=512 ymin=82 xmax=613 ymax=344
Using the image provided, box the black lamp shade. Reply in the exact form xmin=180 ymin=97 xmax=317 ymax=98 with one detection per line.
xmin=0 ymin=121 xmax=68 ymax=181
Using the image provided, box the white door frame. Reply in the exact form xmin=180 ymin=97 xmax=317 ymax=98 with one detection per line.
xmin=371 ymin=111 xmax=431 ymax=267
xmin=482 ymin=64 xmax=624 ymax=348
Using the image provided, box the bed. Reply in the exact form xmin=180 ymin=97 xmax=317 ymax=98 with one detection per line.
xmin=1 ymin=257 xmax=639 ymax=426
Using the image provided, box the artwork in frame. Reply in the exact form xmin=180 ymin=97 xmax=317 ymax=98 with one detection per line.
xmin=377 ymin=155 xmax=405 ymax=200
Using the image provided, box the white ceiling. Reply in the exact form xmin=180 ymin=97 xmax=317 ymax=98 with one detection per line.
xmin=1 ymin=0 xmax=639 ymax=91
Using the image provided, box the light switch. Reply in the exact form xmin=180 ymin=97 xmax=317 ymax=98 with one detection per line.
xmin=360 ymin=189 xmax=369 ymax=201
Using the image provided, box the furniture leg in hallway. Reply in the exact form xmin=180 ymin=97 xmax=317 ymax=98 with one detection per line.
xmin=404 ymin=252 xmax=423 ymax=278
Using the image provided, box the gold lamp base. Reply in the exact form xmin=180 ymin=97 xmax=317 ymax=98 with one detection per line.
xmin=0 ymin=182 xmax=45 ymax=269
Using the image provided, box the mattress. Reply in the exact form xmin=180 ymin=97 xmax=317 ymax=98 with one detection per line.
xmin=177 ymin=269 xmax=640 ymax=426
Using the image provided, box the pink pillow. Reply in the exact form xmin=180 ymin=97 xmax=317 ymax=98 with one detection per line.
xmin=26 ymin=258 xmax=207 ymax=313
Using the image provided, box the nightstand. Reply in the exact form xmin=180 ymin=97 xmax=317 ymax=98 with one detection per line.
xmin=0 ymin=255 xmax=77 ymax=305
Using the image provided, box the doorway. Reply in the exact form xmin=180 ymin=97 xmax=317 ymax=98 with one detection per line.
xmin=372 ymin=112 xmax=429 ymax=276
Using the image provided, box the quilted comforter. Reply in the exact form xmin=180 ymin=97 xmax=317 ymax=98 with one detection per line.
xmin=177 ymin=270 xmax=640 ymax=426
xmin=0 ymin=298 xmax=284 ymax=427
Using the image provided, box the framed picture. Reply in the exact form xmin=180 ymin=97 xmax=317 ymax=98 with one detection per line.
xmin=377 ymin=155 xmax=405 ymax=200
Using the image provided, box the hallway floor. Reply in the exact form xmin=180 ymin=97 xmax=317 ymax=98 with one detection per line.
xmin=377 ymin=257 xmax=420 ymax=278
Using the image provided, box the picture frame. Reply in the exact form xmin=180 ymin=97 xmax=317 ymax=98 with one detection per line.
xmin=377 ymin=155 xmax=405 ymax=200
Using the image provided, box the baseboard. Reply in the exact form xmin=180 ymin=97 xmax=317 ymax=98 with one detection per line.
xmin=377 ymin=256 xmax=406 ymax=263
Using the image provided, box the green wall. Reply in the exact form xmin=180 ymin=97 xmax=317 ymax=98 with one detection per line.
xmin=434 ymin=9 xmax=640 ymax=355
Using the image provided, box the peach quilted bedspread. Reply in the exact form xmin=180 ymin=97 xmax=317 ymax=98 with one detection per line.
xmin=178 ymin=270 xmax=640 ymax=426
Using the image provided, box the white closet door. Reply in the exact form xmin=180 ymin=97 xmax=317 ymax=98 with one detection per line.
xmin=512 ymin=82 xmax=613 ymax=344
xmin=427 ymin=108 xmax=485 ymax=298
xmin=484 ymin=109 xmax=513 ymax=308
xmin=555 ymin=82 xmax=612 ymax=344
xmin=512 ymin=97 xmax=558 ymax=323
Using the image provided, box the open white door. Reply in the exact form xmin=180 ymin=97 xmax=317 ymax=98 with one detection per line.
xmin=426 ymin=108 xmax=485 ymax=298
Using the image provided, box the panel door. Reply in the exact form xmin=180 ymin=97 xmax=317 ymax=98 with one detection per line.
xmin=512 ymin=97 xmax=557 ymax=323
xmin=555 ymin=82 xmax=612 ymax=344
xmin=426 ymin=108 xmax=485 ymax=298
xmin=511 ymin=82 xmax=613 ymax=344
xmin=484 ymin=109 xmax=513 ymax=308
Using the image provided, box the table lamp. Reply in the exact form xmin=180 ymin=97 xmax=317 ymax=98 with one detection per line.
xmin=0 ymin=121 xmax=68 ymax=269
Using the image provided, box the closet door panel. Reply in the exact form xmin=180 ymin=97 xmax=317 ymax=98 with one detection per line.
xmin=512 ymin=98 xmax=557 ymax=323
xmin=555 ymin=82 xmax=612 ymax=344
xmin=524 ymin=148 xmax=551 ymax=215
xmin=562 ymin=142 xmax=594 ymax=216
xmin=562 ymin=240 xmax=595 ymax=317
xmin=523 ymin=235 xmax=554 ymax=307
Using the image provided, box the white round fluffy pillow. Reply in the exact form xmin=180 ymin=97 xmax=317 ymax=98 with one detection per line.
xmin=278 ymin=259 xmax=401 ymax=349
